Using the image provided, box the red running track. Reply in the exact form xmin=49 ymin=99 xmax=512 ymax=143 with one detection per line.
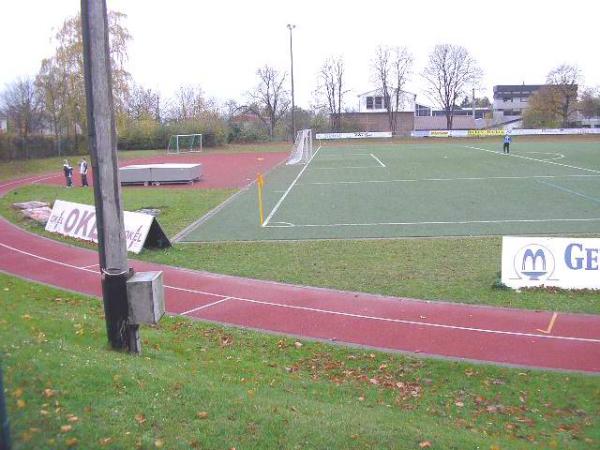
xmin=1 ymin=173 xmax=599 ymax=373
xmin=44 ymin=152 xmax=288 ymax=189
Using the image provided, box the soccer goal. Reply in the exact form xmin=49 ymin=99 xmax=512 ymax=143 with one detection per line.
xmin=166 ymin=134 xmax=203 ymax=154
xmin=287 ymin=129 xmax=313 ymax=165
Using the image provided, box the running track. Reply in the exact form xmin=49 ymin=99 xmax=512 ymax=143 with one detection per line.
xmin=1 ymin=174 xmax=599 ymax=374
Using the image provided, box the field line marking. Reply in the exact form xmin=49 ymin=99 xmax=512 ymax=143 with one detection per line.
xmin=225 ymin=297 xmax=600 ymax=344
xmin=298 ymin=174 xmax=600 ymax=186
xmin=536 ymin=180 xmax=600 ymax=205
xmin=537 ymin=312 xmax=558 ymax=334
xmin=464 ymin=145 xmax=600 ymax=174
xmin=262 ymin=145 xmax=322 ymax=227
xmin=180 ymin=297 xmax=232 ymax=315
xmin=1 ymin=240 xmax=599 ymax=344
xmin=313 ymin=166 xmax=382 ymax=170
xmin=370 ymin=153 xmax=386 ymax=167
xmin=264 ymin=217 xmax=600 ymax=229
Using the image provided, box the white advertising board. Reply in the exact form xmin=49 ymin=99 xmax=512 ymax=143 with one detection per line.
xmin=412 ymin=128 xmax=600 ymax=138
xmin=316 ymin=132 xmax=392 ymax=140
xmin=502 ymin=236 xmax=600 ymax=290
xmin=45 ymin=200 xmax=154 ymax=254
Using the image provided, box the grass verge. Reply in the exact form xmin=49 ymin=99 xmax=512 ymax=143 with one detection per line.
xmin=1 ymin=272 xmax=598 ymax=449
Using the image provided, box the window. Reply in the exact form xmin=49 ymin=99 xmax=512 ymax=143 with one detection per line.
xmin=366 ymin=97 xmax=374 ymax=109
xmin=374 ymin=96 xmax=383 ymax=109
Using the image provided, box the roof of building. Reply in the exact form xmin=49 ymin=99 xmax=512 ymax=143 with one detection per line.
xmin=357 ymin=88 xmax=416 ymax=98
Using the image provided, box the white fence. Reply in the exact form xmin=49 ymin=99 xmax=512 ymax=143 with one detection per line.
xmin=411 ymin=128 xmax=600 ymax=138
xmin=316 ymin=132 xmax=392 ymax=140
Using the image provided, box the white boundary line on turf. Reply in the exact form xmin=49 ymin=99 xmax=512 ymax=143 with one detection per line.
xmin=537 ymin=179 xmax=600 ymax=205
xmin=262 ymin=145 xmax=322 ymax=227
xmin=1 ymin=240 xmax=600 ymax=344
xmin=370 ymin=153 xmax=386 ymax=167
xmin=464 ymin=145 xmax=600 ymax=174
xmin=263 ymin=217 xmax=600 ymax=228
xmin=297 ymin=173 xmax=600 ymax=186
xmin=313 ymin=166 xmax=382 ymax=170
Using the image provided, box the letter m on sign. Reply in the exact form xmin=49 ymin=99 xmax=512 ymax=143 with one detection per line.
xmin=522 ymin=249 xmax=546 ymax=271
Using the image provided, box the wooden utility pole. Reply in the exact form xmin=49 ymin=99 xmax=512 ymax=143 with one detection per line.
xmin=81 ymin=0 xmax=139 ymax=352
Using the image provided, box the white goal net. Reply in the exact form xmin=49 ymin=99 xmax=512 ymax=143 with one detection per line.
xmin=287 ymin=129 xmax=313 ymax=165
xmin=167 ymin=134 xmax=203 ymax=154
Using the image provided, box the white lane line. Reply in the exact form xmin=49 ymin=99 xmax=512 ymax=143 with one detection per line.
xmin=465 ymin=146 xmax=600 ymax=174
xmin=2 ymin=240 xmax=600 ymax=344
xmin=298 ymin=174 xmax=600 ymax=186
xmin=264 ymin=217 xmax=600 ymax=228
xmin=80 ymin=263 xmax=100 ymax=269
xmin=225 ymin=297 xmax=600 ymax=344
xmin=0 ymin=174 xmax=57 ymax=189
xmin=537 ymin=179 xmax=600 ymax=205
xmin=370 ymin=153 xmax=386 ymax=167
xmin=313 ymin=166 xmax=381 ymax=170
xmin=262 ymin=145 xmax=322 ymax=227
xmin=180 ymin=297 xmax=232 ymax=315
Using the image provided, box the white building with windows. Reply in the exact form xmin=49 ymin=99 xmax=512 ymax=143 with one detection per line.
xmin=357 ymin=89 xmax=416 ymax=113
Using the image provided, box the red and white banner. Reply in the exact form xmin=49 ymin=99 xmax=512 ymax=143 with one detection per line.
xmin=45 ymin=200 xmax=154 ymax=254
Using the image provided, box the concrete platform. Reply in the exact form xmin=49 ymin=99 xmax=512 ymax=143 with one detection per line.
xmin=120 ymin=163 xmax=202 ymax=185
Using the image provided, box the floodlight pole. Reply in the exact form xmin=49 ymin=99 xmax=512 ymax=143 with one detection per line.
xmin=81 ymin=0 xmax=139 ymax=353
xmin=287 ymin=24 xmax=296 ymax=140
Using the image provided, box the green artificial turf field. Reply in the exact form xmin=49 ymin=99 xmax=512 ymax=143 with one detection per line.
xmin=179 ymin=139 xmax=600 ymax=242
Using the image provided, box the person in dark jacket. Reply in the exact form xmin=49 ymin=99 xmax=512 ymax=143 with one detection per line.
xmin=63 ymin=160 xmax=73 ymax=187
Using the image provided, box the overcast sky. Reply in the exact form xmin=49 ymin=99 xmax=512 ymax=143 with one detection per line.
xmin=2 ymin=0 xmax=599 ymax=109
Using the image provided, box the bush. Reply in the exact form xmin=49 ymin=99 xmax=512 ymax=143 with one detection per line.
xmin=117 ymin=116 xmax=229 ymax=150
xmin=0 ymin=133 xmax=87 ymax=161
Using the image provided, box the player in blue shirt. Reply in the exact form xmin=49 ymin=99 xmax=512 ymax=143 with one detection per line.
xmin=503 ymin=133 xmax=512 ymax=154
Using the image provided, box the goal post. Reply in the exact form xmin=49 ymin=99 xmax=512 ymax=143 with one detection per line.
xmin=287 ymin=129 xmax=313 ymax=165
xmin=166 ymin=134 xmax=203 ymax=154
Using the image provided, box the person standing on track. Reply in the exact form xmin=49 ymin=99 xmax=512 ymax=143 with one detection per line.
xmin=503 ymin=132 xmax=512 ymax=154
xmin=63 ymin=160 xmax=73 ymax=188
xmin=79 ymin=157 xmax=89 ymax=187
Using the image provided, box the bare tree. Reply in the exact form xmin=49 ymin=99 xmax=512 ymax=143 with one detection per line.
xmin=36 ymin=58 xmax=68 ymax=154
xmin=579 ymin=87 xmax=600 ymax=119
xmin=371 ymin=46 xmax=413 ymax=133
xmin=546 ymin=64 xmax=580 ymax=127
xmin=127 ymin=83 xmax=161 ymax=121
xmin=422 ymin=44 xmax=482 ymax=130
xmin=0 ymin=77 xmax=44 ymax=138
xmin=247 ymin=65 xmax=290 ymax=138
xmin=317 ymin=56 xmax=346 ymax=131
xmin=168 ymin=84 xmax=208 ymax=122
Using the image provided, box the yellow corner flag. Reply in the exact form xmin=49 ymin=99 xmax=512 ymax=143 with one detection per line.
xmin=257 ymin=173 xmax=265 ymax=225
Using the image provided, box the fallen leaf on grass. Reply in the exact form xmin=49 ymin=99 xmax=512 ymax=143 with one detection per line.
xmin=16 ymin=399 xmax=26 ymax=409
xmin=21 ymin=314 xmax=32 ymax=320
xmin=419 ymin=441 xmax=432 ymax=448
xmin=294 ymin=341 xmax=303 ymax=349
xmin=66 ymin=437 xmax=78 ymax=447
xmin=99 ymin=437 xmax=113 ymax=446
xmin=455 ymin=401 xmax=464 ymax=407
xmin=60 ymin=425 xmax=72 ymax=433
xmin=155 ymin=439 xmax=164 ymax=448
xmin=13 ymin=387 xmax=24 ymax=398
xmin=196 ymin=411 xmax=209 ymax=419
xmin=134 ymin=414 xmax=146 ymax=424
xmin=43 ymin=388 xmax=56 ymax=398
